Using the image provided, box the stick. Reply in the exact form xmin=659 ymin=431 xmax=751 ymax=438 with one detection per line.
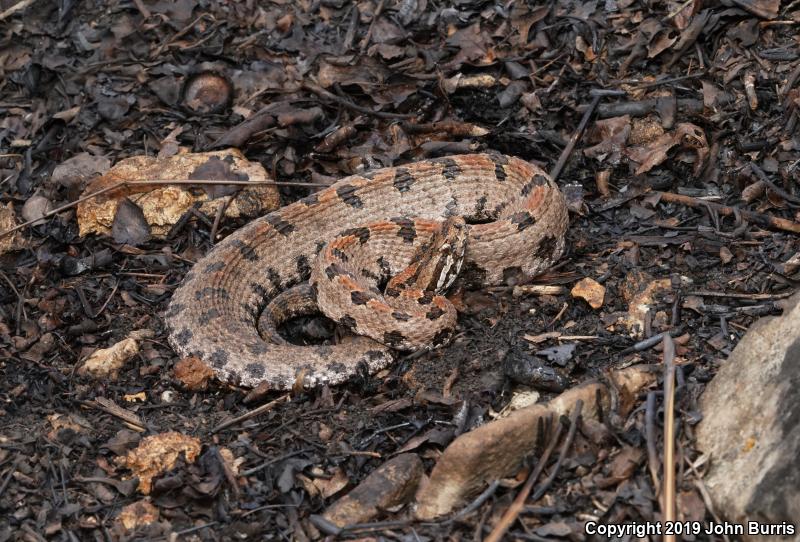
xmin=549 ymin=95 xmax=600 ymax=182
xmin=662 ymin=334 xmax=677 ymax=542
xmin=0 ymin=0 xmax=35 ymax=21
xmin=0 ymin=178 xmax=329 ymax=241
xmin=302 ymin=82 xmax=414 ymax=120
xmin=656 ymin=191 xmax=800 ymax=234
xmin=210 ymin=394 xmax=290 ymax=433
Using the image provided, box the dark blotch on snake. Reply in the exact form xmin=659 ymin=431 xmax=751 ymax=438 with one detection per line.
xmin=392 ymin=311 xmax=412 ymax=321
xmin=248 ymin=342 xmax=269 ymax=355
xmin=418 ymin=291 xmax=435 ymax=305
xmin=296 ymin=255 xmax=311 ymax=281
xmin=245 ymin=363 xmax=266 ymax=378
xmin=351 ymin=290 xmax=372 ymax=305
xmin=175 ymin=328 xmax=193 ymax=346
xmin=393 ymin=167 xmax=414 ymax=192
xmin=341 ymin=226 xmax=370 ymax=244
xmin=339 ymin=314 xmax=357 ymax=329
xmin=391 ymin=217 xmax=417 ymax=243
xmin=204 ymin=261 xmax=226 ymax=273
xmin=267 ymin=268 xmax=282 ymax=290
xmin=231 ymin=239 xmax=258 ymax=262
xmin=300 ymin=192 xmax=319 ymax=206
xmin=426 ymin=306 xmax=445 ymax=320
xmin=198 ymin=308 xmax=221 ymax=325
xmin=331 ymin=248 xmax=349 ymax=262
xmin=510 ymin=211 xmax=536 ymax=231
xmin=195 ymin=287 xmax=229 ymax=301
xmin=336 ymin=184 xmax=363 ymax=208
xmin=265 ymin=214 xmax=296 ymax=236
xmin=209 ymin=349 xmax=229 ymax=368
xmin=437 ymin=157 xmax=462 ymax=181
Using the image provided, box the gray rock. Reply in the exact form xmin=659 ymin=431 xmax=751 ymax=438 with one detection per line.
xmin=322 ymin=453 xmax=423 ymax=527
xmin=697 ymin=293 xmax=800 ymax=541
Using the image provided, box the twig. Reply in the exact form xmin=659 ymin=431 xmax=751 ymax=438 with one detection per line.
xmin=662 ymin=334 xmax=677 ymax=542
xmin=750 ymin=163 xmax=800 ymax=205
xmin=0 ymin=270 xmax=27 ymax=325
xmin=241 ymin=448 xmax=312 ymax=476
xmin=549 ymin=95 xmax=599 ymax=182
xmin=359 ymin=0 xmax=385 ymax=54
xmin=530 ymin=401 xmax=582 ymax=503
xmin=645 ymin=391 xmax=660 ymax=496
xmin=0 ymin=178 xmax=328 ymax=241
xmin=618 ymin=326 xmax=685 ymax=356
xmin=302 ymin=82 xmax=414 ymax=120
xmin=0 ymin=457 xmax=21 ymax=499
xmin=450 ymin=479 xmax=502 ymax=522
xmin=89 ymin=398 xmax=147 ymax=432
xmin=210 ymin=393 xmax=290 ymax=434
xmin=687 ymin=289 xmax=795 ymax=300
xmin=550 ymin=89 xmax=624 ymax=182
xmin=656 ymin=191 xmax=800 ymax=234
xmin=0 ymin=0 xmax=35 ymax=21
xmin=209 ymin=193 xmax=237 ymax=243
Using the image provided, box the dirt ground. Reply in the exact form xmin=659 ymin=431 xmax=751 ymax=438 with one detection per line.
xmin=1 ymin=0 xmax=799 ymax=540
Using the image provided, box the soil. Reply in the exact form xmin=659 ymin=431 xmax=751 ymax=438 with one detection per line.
xmin=1 ymin=0 xmax=799 ymax=540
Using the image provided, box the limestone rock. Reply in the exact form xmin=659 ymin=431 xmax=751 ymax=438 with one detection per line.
xmin=697 ymin=293 xmax=800 ymax=541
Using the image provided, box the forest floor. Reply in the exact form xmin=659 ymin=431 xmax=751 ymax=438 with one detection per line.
xmin=1 ymin=0 xmax=799 ymax=540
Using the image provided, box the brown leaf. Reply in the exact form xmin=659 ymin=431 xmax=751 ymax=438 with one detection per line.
xmin=112 ymin=198 xmax=151 ymax=246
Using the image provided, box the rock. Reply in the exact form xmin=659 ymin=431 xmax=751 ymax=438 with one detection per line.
xmin=322 ymin=453 xmax=423 ymax=527
xmin=117 ymin=432 xmax=202 ymax=494
xmin=51 ymin=152 xmax=111 ymax=189
xmin=697 ymin=292 xmax=800 ymax=541
xmin=415 ymin=382 xmax=607 ymax=520
xmin=571 ymin=277 xmax=605 ymax=309
xmin=78 ymin=337 xmax=139 ymax=380
xmin=413 ymin=367 xmax=656 ymax=520
xmin=76 ymin=148 xmax=279 ymax=238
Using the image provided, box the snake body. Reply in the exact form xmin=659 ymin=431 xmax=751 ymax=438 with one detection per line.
xmin=165 ymin=153 xmax=568 ymax=389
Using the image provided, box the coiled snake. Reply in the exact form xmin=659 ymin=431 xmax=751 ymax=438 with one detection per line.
xmin=165 ymin=153 xmax=568 ymax=389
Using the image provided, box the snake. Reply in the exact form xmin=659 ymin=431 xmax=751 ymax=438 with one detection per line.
xmin=165 ymin=153 xmax=569 ymax=389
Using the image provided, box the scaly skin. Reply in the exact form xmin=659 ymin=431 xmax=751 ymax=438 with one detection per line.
xmin=164 ymin=153 xmax=569 ymax=389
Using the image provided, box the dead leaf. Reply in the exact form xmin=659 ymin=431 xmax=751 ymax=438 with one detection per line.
xmin=112 ymin=198 xmax=151 ymax=246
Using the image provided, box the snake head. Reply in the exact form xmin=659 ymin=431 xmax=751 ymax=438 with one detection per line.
xmin=425 ymin=216 xmax=469 ymax=293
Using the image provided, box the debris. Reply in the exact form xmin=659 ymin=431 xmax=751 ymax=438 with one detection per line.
xmin=182 ymin=72 xmax=233 ymax=114
xmin=414 ymin=369 xmax=652 ymax=519
xmin=116 ymin=499 xmax=160 ymax=531
xmin=78 ymin=337 xmax=139 ymax=380
xmin=571 ymin=277 xmax=605 ymax=309
xmin=173 ymin=356 xmax=215 ymax=391
xmin=117 ymin=432 xmax=202 ymax=494
xmin=76 ymin=149 xmax=279 ymax=238
xmin=322 ymin=454 xmax=423 ymax=527
xmin=0 ymin=202 xmax=26 ymax=254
